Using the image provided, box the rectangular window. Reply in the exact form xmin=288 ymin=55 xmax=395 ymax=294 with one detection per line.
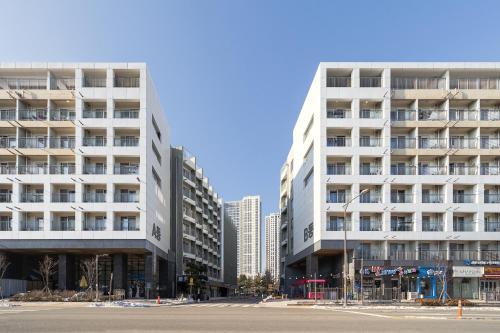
xmin=303 ymin=116 xmax=314 ymax=141
xmin=152 ymin=167 xmax=161 ymax=189
xmin=152 ymin=141 xmax=161 ymax=164
xmin=304 ymin=167 xmax=313 ymax=187
xmin=152 ymin=115 xmax=161 ymax=141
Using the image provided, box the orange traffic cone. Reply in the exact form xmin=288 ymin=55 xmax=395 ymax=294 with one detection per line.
xmin=457 ymin=299 xmax=462 ymax=319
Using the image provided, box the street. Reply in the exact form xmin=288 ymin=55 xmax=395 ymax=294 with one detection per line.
xmin=0 ymin=300 xmax=499 ymax=332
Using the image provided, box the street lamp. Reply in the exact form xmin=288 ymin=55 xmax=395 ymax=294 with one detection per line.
xmin=95 ymin=254 xmax=109 ymax=302
xmin=342 ymin=188 xmax=369 ymax=308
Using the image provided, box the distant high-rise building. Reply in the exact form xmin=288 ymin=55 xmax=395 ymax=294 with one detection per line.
xmin=224 ymin=195 xmax=261 ymax=277
xmin=265 ymin=213 xmax=280 ymax=282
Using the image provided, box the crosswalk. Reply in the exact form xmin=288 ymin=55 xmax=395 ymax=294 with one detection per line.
xmin=181 ymin=303 xmax=261 ymax=308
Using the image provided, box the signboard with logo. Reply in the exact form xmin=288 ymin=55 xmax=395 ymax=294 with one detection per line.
xmin=464 ymin=260 xmax=500 ymax=266
xmin=483 ymin=267 xmax=500 ymax=278
xmin=452 ymin=266 xmax=484 ymax=278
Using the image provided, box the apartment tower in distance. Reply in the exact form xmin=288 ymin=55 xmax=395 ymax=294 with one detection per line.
xmin=280 ymin=63 xmax=500 ymax=300
xmin=225 ymin=195 xmax=261 ymax=277
xmin=224 ymin=200 xmax=241 ymax=275
xmin=0 ymin=62 xmax=174 ymax=298
xmin=265 ymin=213 xmax=280 ymax=283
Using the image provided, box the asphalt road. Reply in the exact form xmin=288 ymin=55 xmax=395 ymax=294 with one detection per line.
xmin=0 ymin=301 xmax=499 ymax=332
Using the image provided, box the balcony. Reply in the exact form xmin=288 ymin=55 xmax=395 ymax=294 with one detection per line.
xmin=480 ymin=109 xmax=500 ymax=121
xmin=18 ymin=165 xmax=47 ymax=175
xmin=327 ymin=164 xmax=350 ymax=175
xmin=418 ymin=165 xmax=447 ymax=175
xmin=390 ymin=220 xmax=414 ymax=231
xmin=114 ymin=77 xmax=140 ymax=88
xmin=449 ymin=138 xmax=477 ymax=149
xmin=453 ymin=221 xmax=476 ymax=232
xmin=50 ymin=109 xmax=75 ymax=121
xmin=83 ymin=165 xmax=107 ymax=175
xmin=3 ymin=78 xmax=47 ymax=90
xmin=327 ymin=76 xmax=351 ymax=87
xmin=115 ymin=217 xmax=140 ymax=231
xmin=481 ymin=250 xmax=500 ymax=260
xmin=422 ymin=220 xmax=443 ymax=232
xmin=20 ymin=192 xmax=44 ymax=203
xmin=114 ymin=109 xmax=139 ymax=119
xmin=0 ymin=109 xmax=16 ymax=120
xmin=390 ymin=165 xmax=416 ymax=175
xmin=359 ymin=165 xmax=382 ymax=175
xmin=418 ymin=138 xmax=447 ymax=149
xmin=326 ymin=193 xmax=349 ymax=204
xmin=480 ymin=138 xmax=500 ymax=149
xmin=18 ymin=109 xmax=48 ymax=121
xmin=18 ymin=137 xmax=47 ymax=148
xmin=453 ymin=193 xmax=475 ymax=203
xmin=449 ymin=250 xmax=478 ymax=261
xmin=449 ymin=109 xmax=478 ymax=121
xmin=390 ymin=193 xmax=413 ymax=204
xmin=0 ymin=164 xmax=16 ymax=174
xmin=51 ymin=218 xmax=75 ymax=231
xmin=83 ymin=109 xmax=107 ymax=118
xmin=356 ymin=249 xmax=385 ymax=260
xmin=360 ymin=220 xmax=382 ymax=231
xmin=20 ymin=220 xmax=44 ymax=231
xmin=450 ymin=78 xmax=500 ymax=90
xmin=449 ymin=165 xmax=477 ymax=176
xmin=360 ymin=192 xmax=382 ymax=203
xmin=421 ymin=193 xmax=443 ymax=204
xmin=485 ymin=221 xmax=500 ymax=232
xmin=391 ymin=137 xmax=416 ymax=149
xmin=360 ymin=77 xmax=381 ymax=87
xmin=392 ymin=77 xmax=445 ymax=90
xmin=0 ymin=218 xmax=12 ymax=231
xmin=0 ymin=137 xmax=16 ymax=148
xmin=52 ymin=192 xmax=75 ymax=203
xmin=359 ymin=137 xmax=381 ymax=147
xmin=391 ymin=109 xmax=416 ymax=121
xmin=327 ymin=108 xmax=350 ymax=119
xmin=481 ymin=166 xmax=500 ymax=175
xmin=83 ymin=77 xmax=106 ymax=88
xmin=51 ymin=78 xmax=75 ymax=90
xmin=327 ymin=137 xmax=351 ymax=147
xmin=419 ymin=250 xmax=447 ymax=261
xmin=114 ymin=164 xmax=139 ymax=175
xmin=83 ymin=137 xmax=107 ymax=147
xmin=418 ymin=109 xmax=446 ymax=121
xmin=484 ymin=193 xmax=500 ymax=204
xmin=83 ymin=192 xmax=106 ymax=203
xmin=83 ymin=219 xmax=106 ymax=231
xmin=326 ymin=219 xmax=351 ymax=231
xmin=49 ymin=164 xmax=76 ymax=175
xmin=0 ymin=192 xmax=11 ymax=203
xmin=360 ymin=109 xmax=382 ymax=119
xmin=114 ymin=192 xmax=139 ymax=203
xmin=113 ymin=137 xmax=139 ymax=147
xmin=389 ymin=251 xmax=416 ymax=261
xmin=49 ymin=137 xmax=75 ymax=149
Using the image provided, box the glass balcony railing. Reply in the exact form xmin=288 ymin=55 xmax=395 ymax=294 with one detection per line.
xmin=418 ymin=138 xmax=447 ymax=149
xmin=0 ymin=193 xmax=11 ymax=203
xmin=0 ymin=165 xmax=16 ymax=174
xmin=50 ymin=109 xmax=75 ymax=121
xmin=389 ymin=251 xmax=416 ymax=260
xmin=418 ymin=109 xmax=446 ymax=121
xmin=18 ymin=109 xmax=48 ymax=121
xmin=0 ymin=109 xmax=16 ymax=120
xmin=83 ymin=77 xmax=106 ymax=88
xmin=360 ymin=109 xmax=382 ymax=119
xmin=422 ymin=220 xmax=443 ymax=232
xmin=485 ymin=221 xmax=500 ymax=232
xmin=49 ymin=137 xmax=75 ymax=149
xmin=390 ymin=220 xmax=414 ymax=231
xmin=327 ymin=108 xmax=350 ymax=119
xmin=359 ymin=165 xmax=382 ymax=175
xmin=481 ymin=166 xmax=500 ymax=175
xmin=326 ymin=194 xmax=350 ymax=204
xmin=449 ymin=109 xmax=478 ymax=121
xmin=327 ymin=137 xmax=351 ymax=147
xmin=449 ymin=165 xmax=477 ymax=175
xmin=18 ymin=165 xmax=47 ymax=175
xmin=114 ymin=77 xmax=140 ymax=88
xmin=0 ymin=137 xmax=16 ymax=148
xmin=3 ymin=78 xmax=47 ymax=90
xmin=114 ymin=219 xmax=140 ymax=231
xmin=453 ymin=221 xmax=476 ymax=232
xmin=83 ymin=220 xmax=106 ymax=231
xmin=83 ymin=192 xmax=106 ymax=203
xmin=20 ymin=192 xmax=44 ymax=203
xmin=391 ymin=138 xmax=416 ymax=149
xmin=390 ymin=165 xmax=416 ymax=175
xmin=49 ymin=164 xmax=76 ymax=174
xmin=450 ymin=78 xmax=500 ymax=90
xmin=114 ymin=193 xmax=139 ymax=203
xmin=326 ymin=76 xmax=351 ymax=87
xmin=83 ymin=165 xmax=107 ymax=175
xmin=391 ymin=109 xmax=416 ymax=121
xmin=360 ymin=77 xmax=381 ymax=87
xmin=114 ymin=109 xmax=139 ymax=119
xmin=484 ymin=193 xmax=500 ymax=204
xmin=449 ymin=250 xmax=478 ymax=261
xmin=20 ymin=220 xmax=44 ymax=231
xmin=418 ymin=165 xmax=447 ymax=175
xmin=113 ymin=137 xmax=139 ymax=147
xmin=390 ymin=193 xmax=414 ymax=204
xmin=82 ymin=137 xmax=107 ymax=146
xmin=419 ymin=250 xmax=447 ymax=261
xmin=326 ymin=220 xmax=352 ymax=231
xmin=421 ymin=193 xmax=443 ymax=203
xmin=359 ymin=137 xmax=381 ymax=147
xmin=51 ymin=78 xmax=75 ymax=90
xmin=481 ymin=250 xmax=500 ymax=260
xmin=51 ymin=219 xmax=75 ymax=231
xmin=480 ymin=109 xmax=500 ymax=121
xmin=114 ymin=165 xmax=139 ymax=174
xmin=0 ymin=218 xmax=11 ymax=231
xmin=82 ymin=109 xmax=107 ymax=118
xmin=480 ymin=138 xmax=500 ymax=149
xmin=360 ymin=193 xmax=382 ymax=203
xmin=18 ymin=137 xmax=47 ymax=148
xmin=51 ymin=193 xmax=76 ymax=203
xmin=392 ymin=77 xmax=445 ymax=90
xmin=326 ymin=165 xmax=350 ymax=175
xmin=449 ymin=138 xmax=477 ymax=149
xmin=360 ymin=220 xmax=382 ymax=231
xmin=453 ymin=193 xmax=476 ymax=203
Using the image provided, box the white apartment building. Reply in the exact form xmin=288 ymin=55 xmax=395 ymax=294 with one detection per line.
xmin=280 ymin=63 xmax=500 ymax=300
xmin=226 ymin=195 xmax=261 ymax=277
xmin=265 ymin=213 xmax=280 ymax=283
xmin=0 ymin=62 xmax=173 ymax=298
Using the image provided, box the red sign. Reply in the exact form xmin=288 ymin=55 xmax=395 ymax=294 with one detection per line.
xmin=484 ymin=267 xmax=500 ymax=278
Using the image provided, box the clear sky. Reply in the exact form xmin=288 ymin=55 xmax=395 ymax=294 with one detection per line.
xmin=2 ymin=0 xmax=500 ymax=258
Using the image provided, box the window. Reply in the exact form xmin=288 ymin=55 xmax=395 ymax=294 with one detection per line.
xmin=152 ymin=115 xmax=161 ymax=141
xmin=152 ymin=167 xmax=161 ymax=189
xmin=152 ymin=141 xmax=161 ymax=164
xmin=303 ymin=116 xmax=313 ymax=141
xmin=304 ymin=167 xmax=313 ymax=187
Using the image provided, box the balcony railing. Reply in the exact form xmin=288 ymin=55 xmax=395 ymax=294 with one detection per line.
xmin=391 ymin=109 xmax=416 ymax=121
xmin=114 ymin=193 xmax=139 ymax=203
xmin=359 ymin=109 xmax=382 ymax=119
xmin=83 ymin=77 xmax=106 ymax=88
xmin=449 ymin=109 xmax=478 ymax=121
xmin=422 ymin=193 xmax=443 ymax=203
xmin=83 ymin=192 xmax=106 ymax=203
xmin=51 ymin=219 xmax=75 ymax=231
xmin=326 ymin=220 xmax=352 ymax=231
xmin=450 ymin=78 xmax=500 ymax=90
xmin=485 ymin=221 xmax=500 ymax=232
xmin=392 ymin=77 xmax=445 ymax=90
xmin=480 ymin=109 xmax=500 ymax=121
xmin=50 ymin=109 xmax=75 ymax=121
xmin=49 ymin=137 xmax=75 ymax=149
xmin=49 ymin=164 xmax=76 ymax=174
xmin=418 ymin=109 xmax=446 ymax=121
xmin=418 ymin=165 xmax=447 ymax=175
xmin=0 ymin=165 xmax=16 ymax=174
xmin=18 ymin=109 xmax=48 ymax=121
xmin=83 ymin=165 xmax=107 ymax=175
xmin=480 ymin=138 xmax=500 ymax=149
xmin=389 ymin=251 xmax=417 ymax=260
xmin=327 ymin=137 xmax=351 ymax=147
xmin=18 ymin=165 xmax=47 ymax=175
xmin=390 ymin=193 xmax=414 ymax=204
xmin=20 ymin=220 xmax=44 ymax=231
xmin=390 ymin=165 xmax=416 ymax=175
xmin=391 ymin=138 xmax=416 ymax=149
xmin=0 ymin=137 xmax=16 ymax=148
xmin=327 ymin=76 xmax=351 ymax=87
xmin=20 ymin=192 xmax=44 ymax=203
xmin=449 ymin=165 xmax=478 ymax=175
xmin=114 ymin=109 xmax=139 ymax=119
xmin=327 ymin=165 xmax=351 ymax=175
xmin=82 ymin=137 xmax=107 ymax=146
xmin=0 ymin=193 xmax=11 ymax=203
xmin=327 ymin=109 xmax=350 ymax=119
xmin=355 ymin=249 xmax=385 ymax=260
xmin=51 ymin=193 xmax=75 ymax=203
xmin=3 ymin=78 xmax=47 ymax=90
xmin=359 ymin=165 xmax=382 ymax=175
xmin=481 ymin=166 xmax=500 ymax=175
xmin=18 ymin=137 xmax=47 ymax=148
xmin=360 ymin=77 xmax=381 ymax=87
xmin=422 ymin=220 xmax=443 ymax=232
xmin=51 ymin=78 xmax=75 ymax=90
xmin=326 ymin=195 xmax=350 ymax=204
xmin=419 ymin=250 xmax=447 ymax=261
xmin=390 ymin=220 xmax=414 ymax=231
xmin=114 ymin=165 xmax=139 ymax=174
xmin=114 ymin=77 xmax=140 ymax=88
xmin=449 ymin=250 xmax=479 ymax=261
xmin=0 ymin=109 xmax=16 ymax=120
xmin=83 ymin=220 xmax=106 ymax=231
xmin=481 ymin=250 xmax=500 ymax=260
xmin=418 ymin=138 xmax=447 ymax=149
xmin=113 ymin=137 xmax=139 ymax=147
xmin=360 ymin=137 xmax=381 ymax=147
xmin=0 ymin=219 xmax=12 ymax=231
xmin=449 ymin=138 xmax=478 ymax=149
xmin=82 ymin=109 xmax=107 ymax=118
xmin=360 ymin=193 xmax=382 ymax=203
xmin=484 ymin=193 xmax=500 ymax=204
xmin=114 ymin=219 xmax=140 ymax=231
xmin=360 ymin=220 xmax=382 ymax=231
xmin=453 ymin=193 xmax=476 ymax=203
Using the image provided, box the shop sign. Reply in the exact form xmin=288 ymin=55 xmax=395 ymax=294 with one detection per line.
xmin=464 ymin=259 xmax=500 ymax=266
xmin=361 ymin=266 xmax=417 ymax=277
xmin=418 ymin=267 xmax=444 ymax=277
xmin=484 ymin=267 xmax=500 ymax=278
xmin=452 ymin=266 xmax=484 ymax=278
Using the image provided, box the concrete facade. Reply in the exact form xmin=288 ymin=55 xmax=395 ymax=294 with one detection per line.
xmin=265 ymin=213 xmax=280 ymax=282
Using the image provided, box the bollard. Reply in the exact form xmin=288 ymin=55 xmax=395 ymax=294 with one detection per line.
xmin=457 ymin=299 xmax=462 ymax=319
xmin=156 ymin=295 xmax=161 ymax=305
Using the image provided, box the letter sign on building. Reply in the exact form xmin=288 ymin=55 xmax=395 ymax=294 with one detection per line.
xmin=303 ymin=223 xmax=313 ymax=242
xmin=152 ymin=223 xmax=161 ymax=241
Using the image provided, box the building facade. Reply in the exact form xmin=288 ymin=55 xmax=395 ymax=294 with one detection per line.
xmin=224 ymin=200 xmax=241 ymax=275
xmin=223 ymin=210 xmax=238 ymax=293
xmin=265 ymin=213 xmax=280 ymax=283
xmin=170 ymin=147 xmax=224 ymax=298
xmin=280 ymin=62 xmax=500 ymax=300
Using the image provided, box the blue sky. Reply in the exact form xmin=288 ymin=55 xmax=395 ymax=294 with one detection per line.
xmin=3 ymin=0 xmax=500 ymax=256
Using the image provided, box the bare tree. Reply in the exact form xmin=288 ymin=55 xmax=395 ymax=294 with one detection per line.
xmin=80 ymin=257 xmax=96 ymax=293
xmin=36 ymin=255 xmax=58 ymax=295
xmin=0 ymin=254 xmax=10 ymax=299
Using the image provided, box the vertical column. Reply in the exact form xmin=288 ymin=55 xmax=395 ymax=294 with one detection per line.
xmin=144 ymin=253 xmax=158 ymax=299
xmin=58 ymin=254 xmax=74 ymax=290
xmin=112 ymin=254 xmax=127 ymax=290
xmin=305 ymin=254 xmax=319 ymax=277
xmin=351 ymin=68 xmax=360 ymax=88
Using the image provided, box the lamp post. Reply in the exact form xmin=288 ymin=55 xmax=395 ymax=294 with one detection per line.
xmin=342 ymin=188 xmax=369 ymax=308
xmin=95 ymin=254 xmax=108 ymax=302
